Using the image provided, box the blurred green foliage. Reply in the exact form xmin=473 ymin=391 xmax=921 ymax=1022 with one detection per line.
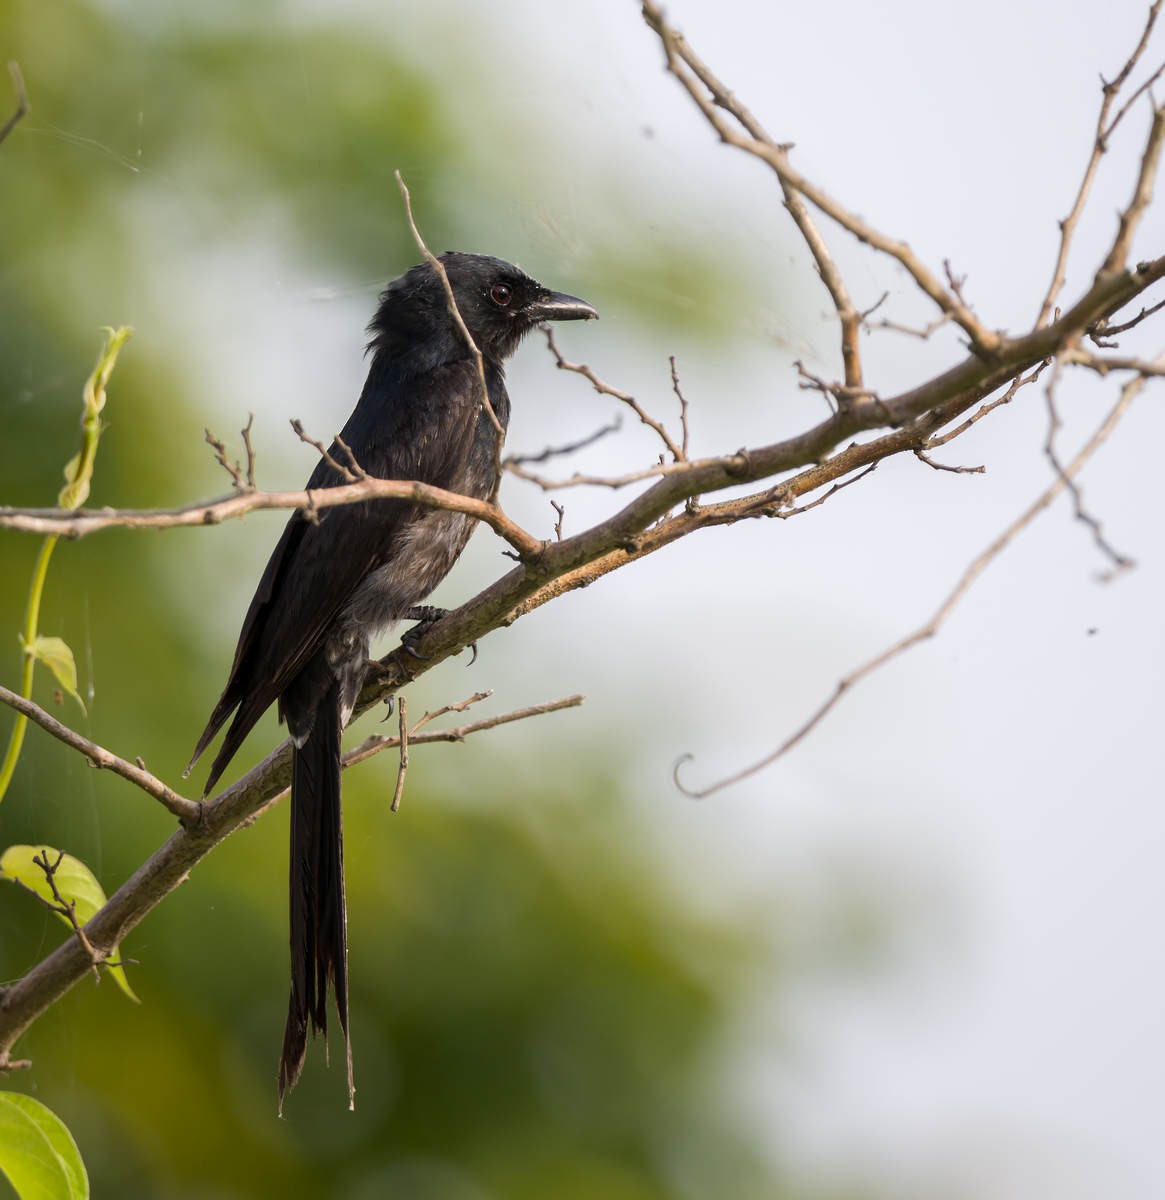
xmin=0 ymin=2 xmax=880 ymax=1197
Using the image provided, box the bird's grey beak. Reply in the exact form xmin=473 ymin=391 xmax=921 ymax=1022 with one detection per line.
xmin=530 ymin=290 xmax=599 ymax=322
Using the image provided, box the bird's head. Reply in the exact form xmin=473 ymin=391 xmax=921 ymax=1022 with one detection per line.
xmin=369 ymin=251 xmax=597 ymax=364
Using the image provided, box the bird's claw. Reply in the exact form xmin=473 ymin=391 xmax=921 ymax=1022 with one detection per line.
xmin=401 ymin=605 xmax=446 ymax=661
xmin=399 ymin=606 xmax=478 ymax=666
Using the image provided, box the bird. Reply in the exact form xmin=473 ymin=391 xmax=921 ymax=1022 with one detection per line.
xmin=185 ymin=252 xmax=597 ymax=1111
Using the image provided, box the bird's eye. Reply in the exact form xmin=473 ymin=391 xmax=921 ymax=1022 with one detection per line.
xmin=489 ymin=282 xmax=512 ymax=307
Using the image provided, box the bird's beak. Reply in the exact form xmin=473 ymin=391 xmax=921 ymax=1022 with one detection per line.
xmin=530 ymin=290 xmax=599 ymax=322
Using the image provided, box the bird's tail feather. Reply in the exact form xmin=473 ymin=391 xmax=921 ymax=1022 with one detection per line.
xmin=278 ymin=682 xmax=354 ymax=1113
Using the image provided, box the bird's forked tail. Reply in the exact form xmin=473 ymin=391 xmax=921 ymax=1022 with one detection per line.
xmin=278 ymin=681 xmax=354 ymax=1113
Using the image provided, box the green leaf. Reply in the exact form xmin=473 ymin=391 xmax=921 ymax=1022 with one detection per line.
xmin=0 ymin=846 xmax=140 ymax=1003
xmin=0 ymin=1093 xmax=89 ymax=1200
xmin=18 ymin=637 xmax=86 ymax=716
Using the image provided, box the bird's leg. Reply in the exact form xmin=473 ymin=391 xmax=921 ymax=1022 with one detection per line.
xmin=400 ymin=606 xmax=478 ymax=666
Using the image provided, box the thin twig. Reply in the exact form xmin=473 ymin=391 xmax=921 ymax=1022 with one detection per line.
xmin=204 ymin=428 xmax=246 ymax=492
xmin=1064 ymin=348 xmax=1165 ymax=376
xmin=641 ymin=1 xmax=1000 ymax=357
xmin=395 ymin=170 xmax=505 ymax=495
xmin=1043 ymin=357 xmax=1136 ymax=576
xmin=0 ymin=683 xmax=202 ymax=824
xmin=342 ymin=693 xmax=585 ymax=772
xmin=913 ymin=449 xmax=985 ymax=475
xmin=0 ymin=62 xmax=28 ymax=148
xmin=409 ymin=691 xmax=494 ymax=736
xmin=505 ymin=417 xmax=622 ymax=467
xmin=868 ymin=312 xmax=954 ymax=341
xmin=926 ymin=362 xmax=1050 ymax=448
xmin=1098 ymin=103 xmax=1165 ymax=279
xmin=22 ymin=851 xmax=102 ymax=980
xmin=505 ymin=458 xmax=682 ymax=492
xmin=544 ymin=326 xmax=685 ymax=461
xmin=676 ymin=378 xmax=1141 ymax=799
xmin=205 ymin=415 xmax=257 ymax=493
xmin=770 ymin=463 xmax=878 ymax=518
xmin=289 ymin=418 xmax=362 ymax=482
xmin=669 ymin=356 xmax=692 ymax=459
xmin=1103 ymin=3 xmax=1165 ymax=139
xmin=390 ymin=696 xmax=408 ymax=812
xmin=1038 ymin=1 xmax=1164 ymax=324
xmin=240 ymin=414 xmax=257 ymax=489
xmin=1089 ymin=296 xmax=1165 ymax=345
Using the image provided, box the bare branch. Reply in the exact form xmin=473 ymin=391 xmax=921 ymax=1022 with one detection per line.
xmin=408 ymin=690 xmax=493 ymax=736
xmin=913 ymin=449 xmax=985 ymax=475
xmin=390 ymin=696 xmax=408 ymax=813
xmin=0 ymin=475 xmax=544 ymax=559
xmin=1065 ymin=347 xmax=1165 ymax=376
xmin=0 ymin=683 xmax=202 ymax=824
xmin=289 ymin=418 xmax=363 ymax=482
xmin=1043 ymin=357 xmax=1137 ymax=576
xmin=641 ymin=0 xmax=1001 ymax=357
xmin=868 ymin=311 xmax=954 ymax=341
xmin=1099 ymin=103 xmax=1165 ymax=278
xmin=668 ymin=356 xmax=692 ymax=460
xmin=204 ymin=416 xmax=257 ymax=493
xmin=240 ymin=413 xmax=257 ymax=489
xmin=25 ymin=851 xmax=103 ymax=980
xmin=675 ymin=377 xmax=1141 ymax=799
xmin=505 ymin=416 xmax=622 ymax=468
xmin=1038 ymin=1 xmax=1164 ymax=324
xmin=769 ymin=463 xmax=878 ymax=519
xmin=926 ymin=361 xmax=1050 ymax=448
xmin=1089 ymin=295 xmax=1165 ymax=344
xmin=1103 ymin=2 xmax=1165 ymax=138
xmin=544 ymin=326 xmax=685 ymax=461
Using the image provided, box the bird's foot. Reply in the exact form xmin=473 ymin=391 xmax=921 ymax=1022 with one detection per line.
xmin=400 ymin=606 xmax=445 ymax=660
xmin=400 ymin=606 xmax=478 ymax=666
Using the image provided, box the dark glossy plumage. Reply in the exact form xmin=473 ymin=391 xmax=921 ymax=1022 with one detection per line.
xmin=186 ymin=252 xmax=596 ymax=1109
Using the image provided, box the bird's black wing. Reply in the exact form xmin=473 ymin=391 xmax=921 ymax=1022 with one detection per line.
xmin=189 ymin=358 xmax=488 ymax=792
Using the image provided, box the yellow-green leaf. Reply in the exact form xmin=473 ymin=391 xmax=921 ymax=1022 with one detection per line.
xmin=19 ymin=637 xmax=86 ymax=716
xmin=0 ymin=1093 xmax=89 ymax=1200
xmin=0 ymin=845 xmax=139 ymax=1003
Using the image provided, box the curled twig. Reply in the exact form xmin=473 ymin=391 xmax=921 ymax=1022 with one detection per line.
xmin=675 ymin=379 xmax=1140 ymax=799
